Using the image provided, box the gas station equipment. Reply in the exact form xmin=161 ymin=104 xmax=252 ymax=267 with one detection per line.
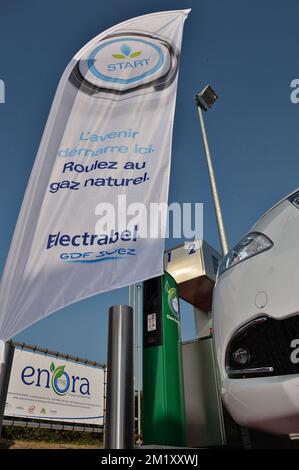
xmin=142 ymin=240 xmax=229 ymax=447
xmin=142 ymin=272 xmax=186 ymax=447
xmin=164 ymin=240 xmax=226 ymax=447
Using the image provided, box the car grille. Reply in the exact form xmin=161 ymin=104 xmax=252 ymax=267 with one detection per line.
xmin=226 ymin=314 xmax=299 ymax=378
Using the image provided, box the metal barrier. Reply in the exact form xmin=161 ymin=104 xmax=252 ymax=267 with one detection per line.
xmin=9 ymin=340 xmax=105 ymax=368
xmin=3 ymin=418 xmax=103 ymax=434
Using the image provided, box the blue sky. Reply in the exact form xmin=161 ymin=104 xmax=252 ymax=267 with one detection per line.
xmin=0 ymin=0 xmax=299 ymax=362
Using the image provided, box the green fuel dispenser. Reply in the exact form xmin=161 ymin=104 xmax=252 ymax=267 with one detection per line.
xmin=142 ymin=271 xmax=186 ymax=446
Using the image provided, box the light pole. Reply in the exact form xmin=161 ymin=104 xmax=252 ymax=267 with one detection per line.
xmin=195 ymin=85 xmax=229 ymax=256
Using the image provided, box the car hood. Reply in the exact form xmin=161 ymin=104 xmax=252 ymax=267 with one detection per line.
xmin=253 ymin=187 xmax=299 ymax=227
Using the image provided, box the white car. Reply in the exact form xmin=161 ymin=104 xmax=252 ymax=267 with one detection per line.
xmin=213 ymin=188 xmax=299 ymax=435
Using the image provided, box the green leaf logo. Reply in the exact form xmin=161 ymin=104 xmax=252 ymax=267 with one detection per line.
xmin=112 ymin=53 xmax=126 ymax=59
xmin=50 ymin=362 xmax=55 ymax=372
xmin=112 ymin=47 xmax=142 ymax=60
xmin=54 ymin=365 xmax=65 ymax=379
xmin=130 ymin=51 xmax=141 ymax=58
xmin=169 ymin=288 xmax=177 ymax=300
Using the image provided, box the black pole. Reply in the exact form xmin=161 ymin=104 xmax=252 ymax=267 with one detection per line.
xmin=0 ymin=341 xmax=15 ymax=436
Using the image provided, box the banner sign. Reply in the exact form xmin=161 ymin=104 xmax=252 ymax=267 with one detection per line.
xmin=5 ymin=349 xmax=105 ymax=425
xmin=0 ymin=10 xmax=190 ymax=341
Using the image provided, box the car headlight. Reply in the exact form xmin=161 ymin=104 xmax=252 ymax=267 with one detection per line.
xmin=218 ymin=232 xmax=273 ymax=276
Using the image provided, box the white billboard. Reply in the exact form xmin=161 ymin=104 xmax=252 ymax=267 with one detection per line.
xmin=5 ymin=349 xmax=105 ymax=426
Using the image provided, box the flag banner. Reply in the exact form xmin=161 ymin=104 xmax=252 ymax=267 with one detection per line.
xmin=0 ymin=10 xmax=190 ymax=341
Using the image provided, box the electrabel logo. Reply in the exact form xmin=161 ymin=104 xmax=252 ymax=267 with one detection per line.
xmin=46 ymin=225 xmax=138 ymax=264
xmin=80 ymin=36 xmax=171 ymax=92
xmin=21 ymin=362 xmax=90 ymax=396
